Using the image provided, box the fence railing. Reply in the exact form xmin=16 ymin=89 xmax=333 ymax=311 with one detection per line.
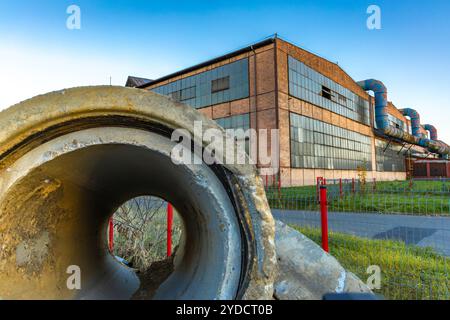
xmin=266 ymin=177 xmax=450 ymax=300
xmin=266 ymin=177 xmax=450 ymax=215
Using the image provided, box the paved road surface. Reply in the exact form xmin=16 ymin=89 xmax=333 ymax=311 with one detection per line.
xmin=272 ymin=209 xmax=450 ymax=256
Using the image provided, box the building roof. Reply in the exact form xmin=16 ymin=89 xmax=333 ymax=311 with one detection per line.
xmin=125 ymin=76 xmax=153 ymax=88
xmin=134 ymin=35 xmax=368 ymax=94
xmin=136 ymin=36 xmax=277 ymax=88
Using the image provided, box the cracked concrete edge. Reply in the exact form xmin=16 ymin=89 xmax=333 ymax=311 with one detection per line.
xmin=239 ymin=174 xmax=276 ymax=300
xmin=273 ymin=220 xmax=372 ymax=300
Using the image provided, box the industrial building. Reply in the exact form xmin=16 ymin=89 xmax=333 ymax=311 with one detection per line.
xmin=127 ymin=36 xmax=450 ymax=186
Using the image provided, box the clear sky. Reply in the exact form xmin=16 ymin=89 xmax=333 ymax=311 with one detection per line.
xmin=1 ymin=0 xmax=449 ymax=141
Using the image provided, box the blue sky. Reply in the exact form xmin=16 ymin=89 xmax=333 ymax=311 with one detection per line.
xmin=1 ymin=0 xmax=449 ymax=141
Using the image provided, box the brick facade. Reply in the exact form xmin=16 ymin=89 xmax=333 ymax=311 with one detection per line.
xmin=139 ymin=38 xmax=430 ymax=186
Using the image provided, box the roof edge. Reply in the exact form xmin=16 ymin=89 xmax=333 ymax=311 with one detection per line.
xmin=138 ymin=37 xmax=276 ymax=89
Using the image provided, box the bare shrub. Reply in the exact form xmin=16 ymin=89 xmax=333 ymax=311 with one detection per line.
xmin=111 ymin=196 xmax=182 ymax=271
xmin=357 ymin=160 xmax=368 ymax=193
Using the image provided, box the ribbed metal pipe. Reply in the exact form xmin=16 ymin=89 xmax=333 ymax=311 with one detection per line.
xmin=423 ymin=124 xmax=438 ymax=141
xmin=358 ymin=79 xmax=449 ymax=156
xmin=357 ymin=79 xmax=417 ymax=142
xmin=399 ymin=108 xmax=422 ymax=138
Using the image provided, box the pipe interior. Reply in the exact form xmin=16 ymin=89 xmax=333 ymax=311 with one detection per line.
xmin=0 ymin=127 xmax=242 ymax=300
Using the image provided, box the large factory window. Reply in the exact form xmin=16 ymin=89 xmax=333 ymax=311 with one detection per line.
xmin=321 ymin=86 xmax=332 ymax=100
xmin=290 ymin=113 xmax=372 ymax=170
xmin=215 ymin=114 xmax=250 ymax=131
xmin=216 ymin=114 xmax=251 ymax=154
xmin=211 ymin=76 xmax=230 ymax=93
xmin=375 ymin=140 xmax=406 ymax=172
xmin=387 ymin=114 xmax=407 ymax=132
xmin=170 ymin=85 xmax=196 ymax=102
xmin=288 ymin=56 xmax=370 ymax=125
xmin=151 ymin=58 xmax=249 ymax=109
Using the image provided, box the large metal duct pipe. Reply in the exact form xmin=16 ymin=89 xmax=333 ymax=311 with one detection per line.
xmin=423 ymin=124 xmax=438 ymax=141
xmin=357 ymin=79 xmax=417 ymax=142
xmin=421 ymin=124 xmax=449 ymax=156
xmin=0 ymin=87 xmax=276 ymax=300
xmin=424 ymin=125 xmax=450 ymax=159
xmin=399 ymin=108 xmax=422 ymax=138
xmin=358 ymin=79 xmax=449 ymax=156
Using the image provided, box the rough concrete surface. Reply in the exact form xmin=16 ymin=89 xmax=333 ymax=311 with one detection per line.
xmin=0 ymin=86 xmax=275 ymax=300
xmin=274 ymin=220 xmax=371 ymax=300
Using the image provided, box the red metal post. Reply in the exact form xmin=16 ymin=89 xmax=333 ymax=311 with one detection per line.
xmin=167 ymin=203 xmax=174 ymax=257
xmin=316 ymin=177 xmax=323 ymax=202
xmin=265 ymin=175 xmax=268 ymax=188
xmin=339 ymin=178 xmax=343 ymax=198
xmin=108 ymin=217 xmax=114 ymax=252
xmin=320 ymin=186 xmax=329 ymax=253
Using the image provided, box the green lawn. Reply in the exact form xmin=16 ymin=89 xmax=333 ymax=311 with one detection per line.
xmin=371 ymin=180 xmax=450 ymax=194
xmin=328 ymin=193 xmax=449 ymax=215
xmin=292 ymin=226 xmax=450 ymax=300
xmin=267 ymin=180 xmax=450 ymax=215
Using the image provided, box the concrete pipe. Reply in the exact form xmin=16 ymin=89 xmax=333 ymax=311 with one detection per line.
xmin=0 ymin=86 xmax=276 ymax=300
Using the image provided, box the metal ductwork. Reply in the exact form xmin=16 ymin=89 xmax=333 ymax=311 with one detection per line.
xmin=422 ymin=139 xmax=450 ymax=155
xmin=423 ymin=125 xmax=450 ymax=158
xmin=358 ymin=79 xmax=449 ymax=156
xmin=398 ymin=112 xmax=449 ymax=154
xmin=357 ymin=79 xmax=417 ymax=143
xmin=423 ymin=124 xmax=438 ymax=141
xmin=399 ymin=108 xmax=422 ymax=138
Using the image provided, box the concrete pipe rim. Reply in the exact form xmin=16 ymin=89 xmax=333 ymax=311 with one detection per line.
xmin=0 ymin=86 xmax=276 ymax=300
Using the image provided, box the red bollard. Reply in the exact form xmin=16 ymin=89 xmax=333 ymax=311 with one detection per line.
xmin=265 ymin=175 xmax=268 ymax=188
xmin=108 ymin=217 xmax=114 ymax=252
xmin=316 ymin=177 xmax=323 ymax=202
xmin=339 ymin=178 xmax=343 ymax=198
xmin=167 ymin=203 xmax=173 ymax=257
xmin=320 ymin=186 xmax=329 ymax=253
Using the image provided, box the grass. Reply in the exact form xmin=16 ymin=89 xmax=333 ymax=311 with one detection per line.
xmin=373 ymin=180 xmax=450 ymax=194
xmin=267 ymin=180 xmax=450 ymax=215
xmin=292 ymin=226 xmax=450 ymax=300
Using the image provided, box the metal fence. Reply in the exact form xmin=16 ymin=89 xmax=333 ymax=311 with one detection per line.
xmin=266 ymin=177 xmax=450 ymax=300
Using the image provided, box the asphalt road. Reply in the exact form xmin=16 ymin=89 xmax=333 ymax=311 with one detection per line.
xmin=272 ymin=209 xmax=450 ymax=256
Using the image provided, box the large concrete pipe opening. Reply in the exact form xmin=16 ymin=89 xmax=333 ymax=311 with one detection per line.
xmin=0 ymin=87 xmax=276 ymax=300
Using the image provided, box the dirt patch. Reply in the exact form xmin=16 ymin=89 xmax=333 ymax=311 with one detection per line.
xmin=16 ymin=231 xmax=51 ymax=272
xmin=132 ymin=257 xmax=174 ymax=300
xmin=0 ymin=173 xmax=65 ymax=276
